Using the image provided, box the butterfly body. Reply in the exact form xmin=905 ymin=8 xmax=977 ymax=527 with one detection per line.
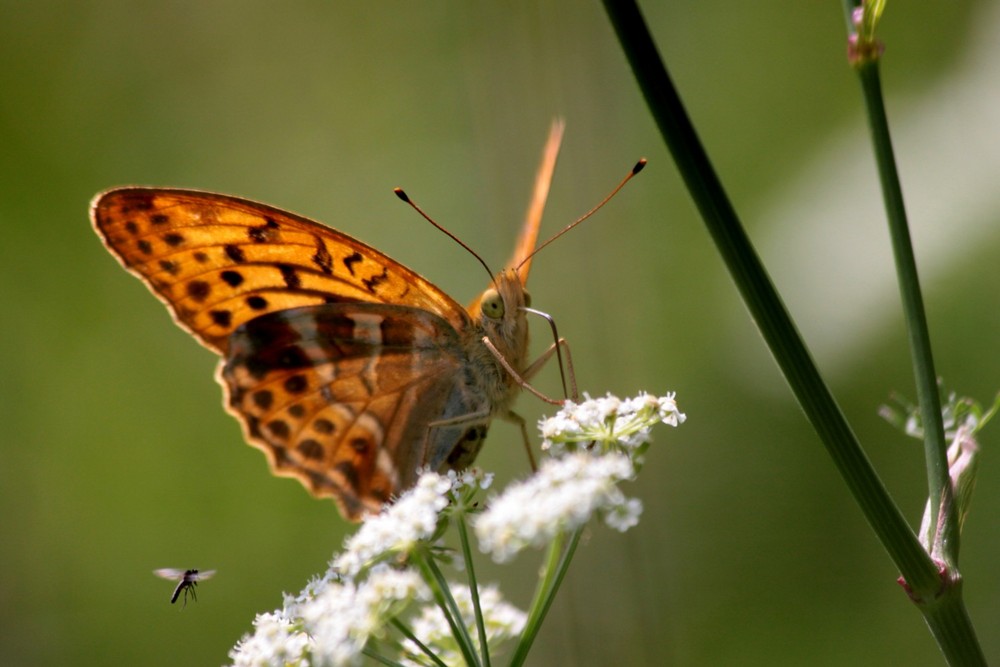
xmin=92 ymin=188 xmax=535 ymax=520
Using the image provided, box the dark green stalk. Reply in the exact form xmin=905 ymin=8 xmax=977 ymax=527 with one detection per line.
xmin=600 ymin=0 xmax=936 ymax=590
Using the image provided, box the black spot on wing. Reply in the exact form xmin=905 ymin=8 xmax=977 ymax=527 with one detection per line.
xmin=221 ymin=270 xmax=244 ymax=287
xmin=246 ymin=295 xmax=268 ymax=310
xmin=343 ymin=252 xmax=362 ymax=275
xmin=362 ymin=267 xmax=388 ymax=294
xmin=312 ymin=236 xmax=333 ymax=274
xmin=225 ymin=244 xmax=246 ymax=263
xmin=277 ymin=264 xmax=301 ymax=289
xmin=187 ymin=280 xmax=211 ymax=302
xmin=248 ymin=218 xmax=280 ymax=243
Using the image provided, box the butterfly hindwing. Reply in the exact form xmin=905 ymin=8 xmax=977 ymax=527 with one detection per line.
xmin=221 ymin=302 xmax=486 ymax=519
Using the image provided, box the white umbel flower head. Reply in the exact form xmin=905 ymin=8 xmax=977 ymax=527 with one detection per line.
xmin=297 ymin=565 xmax=428 ymax=666
xmin=227 ymin=611 xmax=311 ymax=667
xmin=333 ymin=472 xmax=453 ymax=578
xmin=475 ymin=451 xmax=640 ymax=563
xmin=540 ymin=391 xmax=685 ymax=461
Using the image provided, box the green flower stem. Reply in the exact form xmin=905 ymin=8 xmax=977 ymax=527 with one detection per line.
xmin=509 ymin=528 xmax=583 ymax=667
xmin=853 ymin=61 xmax=956 ymax=564
xmin=849 ymin=24 xmax=985 ymax=666
xmin=922 ymin=583 xmax=988 ymax=667
xmin=390 ymin=617 xmax=450 ymax=667
xmin=361 ymin=646 xmax=404 ymax=667
xmin=413 ymin=550 xmax=481 ymax=667
xmin=599 ymin=0 xmax=938 ymax=591
xmin=456 ymin=515 xmax=491 ymax=667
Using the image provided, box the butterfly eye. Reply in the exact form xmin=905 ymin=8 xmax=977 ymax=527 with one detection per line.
xmin=481 ymin=288 xmax=505 ymax=319
xmin=522 ymin=290 xmax=531 ymax=308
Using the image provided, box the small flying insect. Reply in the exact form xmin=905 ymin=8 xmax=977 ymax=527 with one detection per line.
xmin=153 ymin=568 xmax=216 ymax=607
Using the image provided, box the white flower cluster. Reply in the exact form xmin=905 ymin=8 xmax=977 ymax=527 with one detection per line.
xmin=333 ymin=472 xmax=452 ymax=578
xmin=298 ymin=566 xmax=428 ymax=666
xmin=227 ymin=470 xmax=511 ymax=667
xmin=228 ymin=612 xmax=310 ymax=667
xmin=540 ymin=391 xmax=685 ymax=458
xmin=227 ymin=392 xmax=683 ymax=665
xmin=475 ymin=392 xmax=683 ymax=563
xmin=475 ymin=452 xmax=641 ymax=563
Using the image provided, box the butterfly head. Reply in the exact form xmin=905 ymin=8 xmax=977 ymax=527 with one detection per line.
xmin=468 ymin=268 xmax=530 ymax=361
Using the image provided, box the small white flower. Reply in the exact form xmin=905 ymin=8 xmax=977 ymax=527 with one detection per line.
xmin=399 ymin=584 xmax=526 ymax=666
xmin=475 ymin=452 xmax=639 ymax=563
xmin=446 ymin=467 xmax=494 ymax=491
xmin=227 ymin=611 xmax=311 ymax=667
xmin=333 ymin=472 xmax=453 ymax=577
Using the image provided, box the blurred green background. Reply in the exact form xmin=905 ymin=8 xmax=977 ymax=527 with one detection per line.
xmin=3 ymin=1 xmax=1000 ymax=664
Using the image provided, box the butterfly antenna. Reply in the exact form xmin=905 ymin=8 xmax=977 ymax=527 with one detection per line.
xmin=516 ymin=158 xmax=647 ymax=272
xmin=394 ymin=188 xmax=496 ymax=281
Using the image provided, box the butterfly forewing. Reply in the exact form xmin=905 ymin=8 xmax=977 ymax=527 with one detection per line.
xmin=91 ymin=189 xmax=471 ymax=354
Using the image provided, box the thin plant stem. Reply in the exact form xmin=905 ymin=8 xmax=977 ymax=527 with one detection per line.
xmin=390 ymin=617 xmax=450 ymax=667
xmin=853 ymin=60 xmax=956 ymax=565
xmin=599 ymin=0 xmax=937 ymax=590
xmin=844 ymin=7 xmax=985 ymax=662
xmin=362 ymin=646 xmax=405 ymax=667
xmin=456 ymin=515 xmax=491 ymax=667
xmin=508 ymin=528 xmax=583 ymax=667
xmin=412 ymin=550 xmax=481 ymax=667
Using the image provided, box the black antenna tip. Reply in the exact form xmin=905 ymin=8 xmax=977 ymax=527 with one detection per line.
xmin=393 ymin=188 xmax=410 ymax=203
xmin=632 ymin=158 xmax=647 ymax=175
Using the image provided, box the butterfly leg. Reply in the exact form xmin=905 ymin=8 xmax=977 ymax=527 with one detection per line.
xmin=481 ymin=336 xmax=578 ymax=404
xmin=500 ymin=409 xmax=538 ymax=472
xmin=522 ymin=337 xmax=578 ymax=400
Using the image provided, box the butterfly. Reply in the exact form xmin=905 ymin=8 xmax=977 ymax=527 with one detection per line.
xmin=91 ymin=122 xmax=575 ymax=521
xmin=153 ymin=568 xmax=216 ymax=606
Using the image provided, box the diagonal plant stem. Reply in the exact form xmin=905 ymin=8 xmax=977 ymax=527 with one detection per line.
xmin=412 ymin=550 xmax=481 ymax=667
xmin=600 ymin=0 xmax=937 ymax=588
xmin=390 ymin=617 xmax=450 ymax=667
xmin=600 ymin=0 xmax=988 ymax=663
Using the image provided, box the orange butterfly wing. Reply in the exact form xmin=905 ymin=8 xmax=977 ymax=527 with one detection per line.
xmin=92 ymin=188 xmax=471 ymax=354
xmin=92 ymin=189 xmax=481 ymax=519
xmin=92 ymin=122 xmax=565 ymax=520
